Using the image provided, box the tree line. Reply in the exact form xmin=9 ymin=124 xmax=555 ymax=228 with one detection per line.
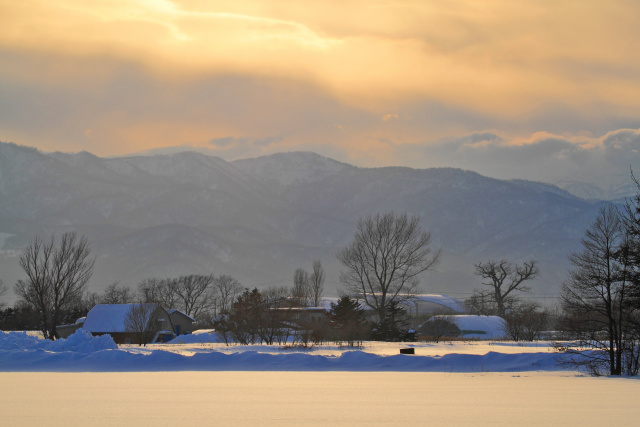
xmin=1 ymin=233 xmax=249 ymax=338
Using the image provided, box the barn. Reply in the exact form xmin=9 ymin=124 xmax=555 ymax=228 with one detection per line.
xmin=82 ymin=304 xmax=176 ymax=345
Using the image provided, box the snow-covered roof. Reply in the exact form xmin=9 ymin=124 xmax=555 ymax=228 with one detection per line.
xmin=83 ymin=304 xmax=160 ymax=333
xmin=405 ymin=294 xmax=467 ymax=313
xmin=168 ymin=309 xmax=196 ymax=322
xmin=431 ymin=315 xmax=506 ymax=339
xmin=271 ymin=307 xmax=327 ymax=312
xmin=314 ymin=298 xmax=336 ymax=311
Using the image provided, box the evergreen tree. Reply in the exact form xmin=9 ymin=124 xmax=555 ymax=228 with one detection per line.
xmin=371 ymin=301 xmax=416 ymax=342
xmin=328 ymin=296 xmax=369 ymax=346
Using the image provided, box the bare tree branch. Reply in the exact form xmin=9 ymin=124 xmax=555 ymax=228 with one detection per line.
xmin=474 ymin=259 xmax=538 ymax=317
xmin=15 ymin=232 xmax=95 ymax=340
xmin=101 ymin=281 xmax=133 ymax=304
xmin=337 ymin=212 xmax=440 ymax=321
xmin=309 ymin=260 xmax=325 ymax=307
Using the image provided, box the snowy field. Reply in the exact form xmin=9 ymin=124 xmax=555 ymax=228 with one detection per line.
xmin=1 ymin=372 xmax=638 ymax=426
xmin=1 ymin=331 xmax=638 ymax=425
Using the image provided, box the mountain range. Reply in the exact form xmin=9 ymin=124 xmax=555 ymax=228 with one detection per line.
xmin=0 ymin=142 xmax=609 ymax=303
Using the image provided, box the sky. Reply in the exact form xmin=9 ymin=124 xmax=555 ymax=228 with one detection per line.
xmin=2 ymin=0 xmax=640 ymax=186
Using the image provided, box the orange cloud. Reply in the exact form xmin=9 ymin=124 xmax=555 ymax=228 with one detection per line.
xmin=1 ymin=0 xmax=640 ymax=159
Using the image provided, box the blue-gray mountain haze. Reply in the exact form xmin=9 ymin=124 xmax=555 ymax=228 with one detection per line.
xmin=0 ymin=142 xmax=614 ymax=302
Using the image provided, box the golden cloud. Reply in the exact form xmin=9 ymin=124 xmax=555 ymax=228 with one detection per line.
xmin=2 ymin=0 xmax=640 ymax=159
xmin=3 ymin=0 xmax=639 ymax=113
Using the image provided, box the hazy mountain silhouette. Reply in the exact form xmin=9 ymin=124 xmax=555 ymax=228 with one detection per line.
xmin=0 ymin=142 xmax=606 ymax=300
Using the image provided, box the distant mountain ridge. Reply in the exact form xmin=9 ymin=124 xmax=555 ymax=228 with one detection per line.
xmin=0 ymin=142 xmax=606 ymax=301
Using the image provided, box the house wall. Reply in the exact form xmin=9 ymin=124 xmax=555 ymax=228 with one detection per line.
xmin=295 ymin=311 xmax=326 ymax=324
xmin=90 ymin=332 xmax=140 ymax=345
xmin=151 ymin=307 xmax=176 ymax=341
xmin=56 ymin=323 xmax=82 ymax=339
xmin=169 ymin=313 xmax=194 ymax=335
xmin=152 ymin=308 xmax=175 ymax=333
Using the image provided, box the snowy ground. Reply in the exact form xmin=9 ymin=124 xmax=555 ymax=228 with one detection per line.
xmin=1 ymin=372 xmax=638 ymax=426
xmin=1 ymin=331 xmax=638 ymax=425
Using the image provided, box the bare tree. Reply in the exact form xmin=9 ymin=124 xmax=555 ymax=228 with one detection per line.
xmin=465 ymin=289 xmax=496 ymax=315
xmin=292 ymin=268 xmax=311 ymax=307
xmin=0 ymin=279 xmax=7 ymax=309
xmin=262 ymin=285 xmax=290 ymax=304
xmin=101 ymin=281 xmax=133 ymax=304
xmin=309 ymin=260 xmax=325 ymax=307
xmin=172 ymin=274 xmax=216 ymax=319
xmin=15 ymin=232 xmax=95 ymax=340
xmin=124 ymin=303 xmax=160 ymax=346
xmin=84 ymin=291 xmax=101 ymax=310
xmin=212 ymin=275 xmax=243 ymax=316
xmin=559 ymin=205 xmax=635 ymax=375
xmin=137 ymin=277 xmax=180 ymax=309
xmin=137 ymin=278 xmax=163 ymax=303
xmin=337 ymin=212 xmax=440 ymax=322
xmin=473 ymin=259 xmax=539 ymax=317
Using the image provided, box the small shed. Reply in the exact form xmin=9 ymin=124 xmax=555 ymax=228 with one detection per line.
xmin=168 ymin=309 xmax=195 ymax=335
xmin=82 ymin=304 xmax=176 ymax=345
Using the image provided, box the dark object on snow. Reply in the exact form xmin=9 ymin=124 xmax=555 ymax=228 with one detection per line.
xmin=399 ymin=348 xmax=415 ymax=354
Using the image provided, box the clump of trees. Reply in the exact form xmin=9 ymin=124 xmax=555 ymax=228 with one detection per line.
xmin=124 ymin=274 xmax=243 ymax=328
xmin=214 ymin=288 xmax=296 ymax=345
xmin=0 ymin=302 xmax=42 ymax=331
xmin=502 ymin=302 xmax=549 ymax=342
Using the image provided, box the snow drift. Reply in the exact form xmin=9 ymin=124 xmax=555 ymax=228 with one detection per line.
xmin=0 ymin=330 xmax=565 ymax=373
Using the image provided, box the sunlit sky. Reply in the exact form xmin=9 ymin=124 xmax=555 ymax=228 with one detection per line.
xmin=2 ymin=0 xmax=640 ymax=181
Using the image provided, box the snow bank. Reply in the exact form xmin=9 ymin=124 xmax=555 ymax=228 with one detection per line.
xmin=0 ymin=330 xmax=566 ymax=373
xmin=0 ymin=330 xmax=117 ymax=353
xmin=49 ymin=330 xmax=118 ymax=352
xmin=168 ymin=332 xmax=225 ymax=344
xmin=0 ymin=345 xmax=563 ymax=373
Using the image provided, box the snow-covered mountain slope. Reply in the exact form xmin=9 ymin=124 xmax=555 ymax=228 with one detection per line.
xmin=0 ymin=143 xmax=606 ymax=298
xmin=233 ymin=151 xmax=354 ymax=187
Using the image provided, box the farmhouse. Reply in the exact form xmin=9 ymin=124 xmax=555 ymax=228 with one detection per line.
xmin=82 ymin=304 xmax=176 ymax=345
